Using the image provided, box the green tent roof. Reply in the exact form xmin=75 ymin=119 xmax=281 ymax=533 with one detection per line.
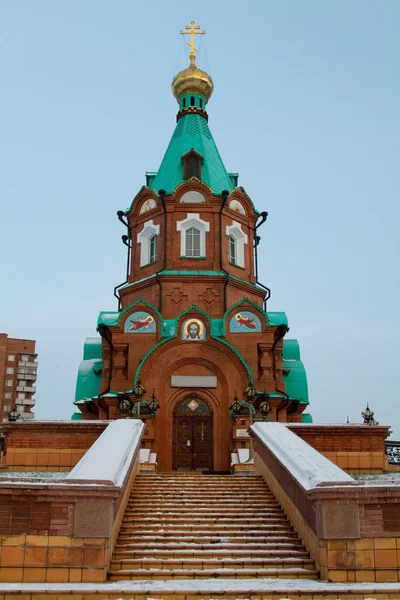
xmin=151 ymin=113 xmax=233 ymax=194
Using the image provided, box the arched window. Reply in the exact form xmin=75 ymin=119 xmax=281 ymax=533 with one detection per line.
xmin=182 ymin=149 xmax=203 ymax=180
xmin=228 ymin=234 xmax=236 ymax=265
xmin=137 ymin=219 xmax=160 ymax=267
xmin=177 ymin=213 xmax=210 ymax=258
xmin=185 ymin=227 xmax=201 ymax=257
xmin=225 ymin=221 xmax=248 ymax=268
xmin=149 ymin=234 xmax=157 ymax=264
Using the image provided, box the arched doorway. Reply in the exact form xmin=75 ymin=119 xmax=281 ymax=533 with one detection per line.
xmin=173 ymin=397 xmax=213 ymax=471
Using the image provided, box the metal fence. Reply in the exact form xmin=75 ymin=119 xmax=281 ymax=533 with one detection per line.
xmin=386 ymin=441 xmax=400 ymax=465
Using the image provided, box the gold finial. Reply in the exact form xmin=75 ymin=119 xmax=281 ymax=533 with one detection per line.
xmin=180 ymin=20 xmax=206 ymax=65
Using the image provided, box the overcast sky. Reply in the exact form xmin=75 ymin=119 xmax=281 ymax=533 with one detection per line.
xmin=1 ymin=1 xmax=399 ymax=437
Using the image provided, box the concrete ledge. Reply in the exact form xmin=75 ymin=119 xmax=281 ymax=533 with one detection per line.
xmin=67 ymin=420 xmax=144 ymax=486
xmin=0 ymin=578 xmax=399 ymax=599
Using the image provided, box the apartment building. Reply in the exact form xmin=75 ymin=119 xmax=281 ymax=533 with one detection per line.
xmin=0 ymin=334 xmax=37 ymax=421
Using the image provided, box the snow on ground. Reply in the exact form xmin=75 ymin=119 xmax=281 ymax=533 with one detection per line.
xmin=0 ymin=471 xmax=67 ymax=479
xmin=0 ymin=579 xmax=398 ymax=594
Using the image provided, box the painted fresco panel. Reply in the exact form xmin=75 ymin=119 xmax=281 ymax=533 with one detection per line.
xmin=230 ymin=311 xmax=262 ymax=332
xmin=124 ymin=311 xmax=156 ymax=333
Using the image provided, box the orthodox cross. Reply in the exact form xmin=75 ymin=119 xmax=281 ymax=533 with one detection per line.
xmin=180 ymin=20 xmax=206 ymax=62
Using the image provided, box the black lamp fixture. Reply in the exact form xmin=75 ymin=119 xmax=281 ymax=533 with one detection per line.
xmin=8 ymin=407 xmax=20 ymax=422
xmin=244 ymin=382 xmax=257 ymax=403
xmin=117 ymin=392 xmax=131 ymax=414
xmin=259 ymin=399 xmax=271 ymax=419
xmin=133 ymin=379 xmax=146 ymax=399
xmin=148 ymin=389 xmax=159 ymax=415
xmin=229 ymin=392 xmax=242 ymax=416
xmin=362 ymin=403 xmax=378 ymax=426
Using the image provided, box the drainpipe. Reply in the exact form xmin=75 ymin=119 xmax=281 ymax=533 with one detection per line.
xmin=96 ymin=323 xmax=114 ymax=416
xmin=219 ymin=190 xmax=230 ymax=312
xmin=254 ymin=211 xmax=270 ymax=311
xmin=156 ymin=189 xmax=167 ymax=312
xmin=114 ymin=210 xmax=131 ymax=311
xmin=271 ymin=324 xmax=290 ymax=418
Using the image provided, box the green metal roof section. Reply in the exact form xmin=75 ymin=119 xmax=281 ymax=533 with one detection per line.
xmin=283 ymin=339 xmax=300 ymax=360
xmin=267 ymin=312 xmax=289 ymax=327
xmin=151 ymin=113 xmax=234 ymax=194
xmin=82 ymin=337 xmax=102 ymax=360
xmin=71 ymin=412 xmax=83 ymax=421
xmin=159 ymin=269 xmax=226 ymax=277
xmin=282 ymin=338 xmax=309 ymax=405
xmin=74 ymin=337 xmax=103 ymax=405
xmin=302 ymin=413 xmax=313 ymax=423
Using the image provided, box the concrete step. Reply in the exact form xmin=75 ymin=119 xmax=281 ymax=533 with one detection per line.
xmin=121 ymin=516 xmax=289 ymax=526
xmin=109 ymin=473 xmax=318 ymax=582
xmin=116 ymin=534 xmax=301 ymax=544
xmin=112 ymin=548 xmax=310 ymax=559
xmin=120 ymin=526 xmax=295 ymax=535
xmin=110 ymin=557 xmax=317 ymax=570
xmin=108 ymin=567 xmax=320 ymax=580
xmin=114 ymin=540 xmax=306 ymax=551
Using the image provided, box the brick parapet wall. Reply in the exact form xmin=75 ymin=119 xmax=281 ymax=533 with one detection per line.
xmin=0 ymin=421 xmax=143 ymax=583
xmin=0 ymin=422 xmax=108 ymax=472
xmin=253 ymin=431 xmax=400 ymax=582
xmin=288 ymin=424 xmax=391 ymax=474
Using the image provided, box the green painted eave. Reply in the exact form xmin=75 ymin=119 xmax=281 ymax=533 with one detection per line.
xmin=283 ymin=339 xmax=300 ymax=360
xmin=151 ymin=113 xmax=233 ymax=194
xmin=302 ymin=413 xmax=313 ymax=423
xmin=268 ymin=312 xmax=289 ymax=326
xmin=74 ymin=358 xmax=102 ymax=403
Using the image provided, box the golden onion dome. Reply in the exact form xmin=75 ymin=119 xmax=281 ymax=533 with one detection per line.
xmin=171 ymin=54 xmax=214 ymax=103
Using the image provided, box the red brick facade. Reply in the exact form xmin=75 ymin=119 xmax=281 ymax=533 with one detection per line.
xmin=78 ymin=181 xmax=307 ymax=471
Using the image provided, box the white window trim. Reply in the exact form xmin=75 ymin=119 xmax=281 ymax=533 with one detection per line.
xmin=177 ymin=213 xmax=210 ymax=257
xmin=137 ymin=219 xmax=160 ymax=267
xmin=225 ymin=221 xmax=248 ymax=268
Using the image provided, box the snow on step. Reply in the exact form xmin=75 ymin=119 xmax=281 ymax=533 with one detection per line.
xmin=108 ymin=473 xmax=319 ymax=581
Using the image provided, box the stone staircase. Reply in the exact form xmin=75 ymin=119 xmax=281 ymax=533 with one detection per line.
xmin=109 ymin=472 xmax=319 ymax=581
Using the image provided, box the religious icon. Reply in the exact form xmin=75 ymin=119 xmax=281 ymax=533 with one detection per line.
xmin=139 ymin=198 xmax=157 ymax=214
xmin=182 ymin=318 xmax=205 ymax=341
xmin=229 ymin=199 xmax=246 ymax=215
xmin=230 ymin=311 xmax=262 ymax=333
xmin=124 ymin=311 xmax=156 ymax=333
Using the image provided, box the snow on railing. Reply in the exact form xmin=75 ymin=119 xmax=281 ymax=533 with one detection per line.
xmin=251 ymin=422 xmax=354 ymax=491
xmin=66 ymin=419 xmax=144 ymax=486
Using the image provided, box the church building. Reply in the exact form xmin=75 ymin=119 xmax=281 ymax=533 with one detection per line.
xmin=74 ymin=23 xmax=310 ymax=472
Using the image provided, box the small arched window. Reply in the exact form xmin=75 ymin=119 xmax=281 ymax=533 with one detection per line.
xmin=182 ymin=149 xmax=203 ymax=180
xmin=185 ymin=227 xmax=201 ymax=257
xmin=228 ymin=235 xmax=236 ymax=265
xmin=190 ymin=96 xmax=195 ymax=106
xmin=199 ymin=99 xmax=203 ymax=109
xmin=182 ymin=98 xmax=186 ymax=108
xmin=149 ymin=234 xmax=157 ymax=264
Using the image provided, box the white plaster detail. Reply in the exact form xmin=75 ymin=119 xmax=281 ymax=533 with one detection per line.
xmin=137 ymin=219 xmax=160 ymax=266
xmin=180 ymin=191 xmax=206 ymax=204
xmin=229 ymin=199 xmax=246 ymax=215
xmin=171 ymin=375 xmax=217 ymax=388
xmin=225 ymin=220 xmax=248 ymax=268
xmin=176 ymin=213 xmax=210 ymax=257
xmin=139 ymin=198 xmax=156 ymax=214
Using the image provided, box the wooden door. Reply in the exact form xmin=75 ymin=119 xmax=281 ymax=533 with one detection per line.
xmin=173 ymin=397 xmax=213 ymax=471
